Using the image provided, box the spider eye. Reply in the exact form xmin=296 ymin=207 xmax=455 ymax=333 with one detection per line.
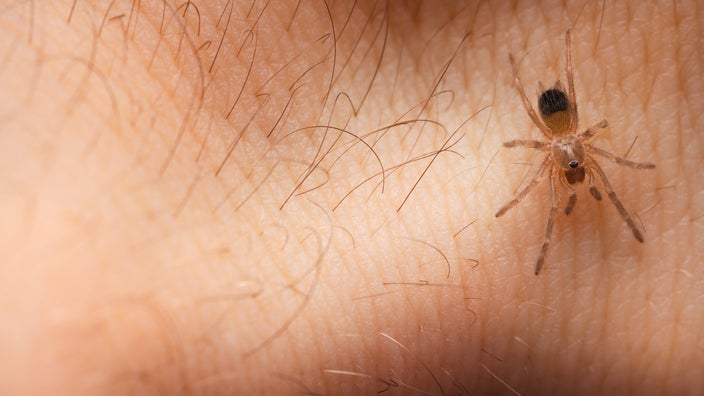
xmin=569 ymin=161 xmax=579 ymax=168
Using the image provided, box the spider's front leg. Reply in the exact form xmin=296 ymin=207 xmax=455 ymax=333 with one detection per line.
xmin=584 ymin=144 xmax=655 ymax=242
xmin=535 ymin=167 xmax=561 ymax=275
xmin=588 ymin=157 xmax=647 ymax=242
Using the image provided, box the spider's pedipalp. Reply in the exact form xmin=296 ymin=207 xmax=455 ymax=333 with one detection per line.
xmin=589 ymin=186 xmax=603 ymax=201
xmin=557 ymin=171 xmax=578 ymax=215
xmin=564 ymin=193 xmax=577 ymax=215
xmin=586 ymin=168 xmax=603 ymax=201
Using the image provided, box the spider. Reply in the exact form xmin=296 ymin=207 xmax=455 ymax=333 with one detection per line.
xmin=496 ymin=30 xmax=655 ymax=275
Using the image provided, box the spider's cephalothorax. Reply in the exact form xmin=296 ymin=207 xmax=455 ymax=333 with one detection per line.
xmin=496 ymin=30 xmax=656 ymax=275
xmin=551 ymin=134 xmax=586 ymax=184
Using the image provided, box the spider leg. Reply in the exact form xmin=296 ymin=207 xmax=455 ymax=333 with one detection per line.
xmin=565 ymin=30 xmax=579 ymax=133
xmin=503 ymin=140 xmax=549 ymax=150
xmin=579 ymin=119 xmax=608 ymax=140
xmin=509 ymin=54 xmax=553 ymax=138
xmin=535 ymin=167 xmax=560 ymax=275
xmin=495 ymin=155 xmax=551 ymax=217
xmin=589 ymin=157 xmax=645 ymax=242
xmin=586 ymin=145 xmax=656 ymax=169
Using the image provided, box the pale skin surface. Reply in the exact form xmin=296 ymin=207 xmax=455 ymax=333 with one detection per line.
xmin=0 ymin=0 xmax=702 ymax=395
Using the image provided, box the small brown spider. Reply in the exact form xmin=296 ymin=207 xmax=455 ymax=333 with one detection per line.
xmin=496 ymin=30 xmax=655 ymax=275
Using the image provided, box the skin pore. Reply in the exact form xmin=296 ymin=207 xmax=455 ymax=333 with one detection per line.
xmin=1 ymin=0 xmax=702 ymax=394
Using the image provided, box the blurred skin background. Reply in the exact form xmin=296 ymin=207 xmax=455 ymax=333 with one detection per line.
xmin=0 ymin=0 xmax=702 ymax=394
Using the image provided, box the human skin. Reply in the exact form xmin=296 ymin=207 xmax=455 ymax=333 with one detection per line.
xmin=0 ymin=0 xmax=702 ymax=394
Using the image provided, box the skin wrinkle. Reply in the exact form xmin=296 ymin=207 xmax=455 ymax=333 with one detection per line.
xmin=0 ymin=0 xmax=702 ymax=395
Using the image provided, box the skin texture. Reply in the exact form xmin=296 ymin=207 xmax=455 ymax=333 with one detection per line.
xmin=0 ymin=0 xmax=702 ymax=394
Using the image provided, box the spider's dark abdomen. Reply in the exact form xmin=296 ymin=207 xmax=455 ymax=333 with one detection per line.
xmin=538 ymin=89 xmax=569 ymax=116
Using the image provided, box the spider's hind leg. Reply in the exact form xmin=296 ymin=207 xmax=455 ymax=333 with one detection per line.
xmin=565 ymin=30 xmax=579 ymax=133
xmin=509 ymin=54 xmax=553 ymax=138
